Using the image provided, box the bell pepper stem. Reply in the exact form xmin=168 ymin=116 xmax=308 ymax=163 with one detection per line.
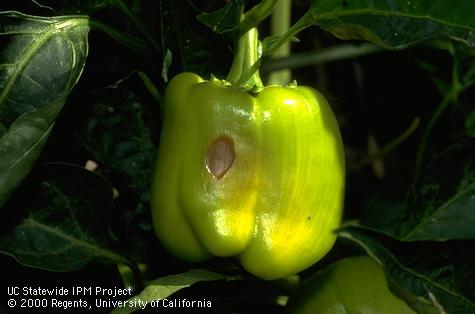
xmin=227 ymin=27 xmax=264 ymax=91
xmin=238 ymin=0 xmax=278 ymax=35
xmin=226 ymin=0 xmax=279 ymax=91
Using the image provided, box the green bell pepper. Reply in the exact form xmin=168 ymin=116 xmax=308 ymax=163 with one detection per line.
xmin=288 ymin=256 xmax=416 ymax=313
xmin=150 ymin=70 xmax=345 ymax=280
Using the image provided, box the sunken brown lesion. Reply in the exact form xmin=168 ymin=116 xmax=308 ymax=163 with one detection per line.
xmin=206 ymin=135 xmax=236 ymax=180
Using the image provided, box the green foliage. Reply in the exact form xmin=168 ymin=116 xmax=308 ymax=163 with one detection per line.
xmin=350 ymin=139 xmax=475 ymax=312
xmin=0 ymin=163 xmax=123 ymax=271
xmin=361 ymin=140 xmax=475 ymax=240
xmin=338 ymin=226 xmax=475 ymax=313
xmin=197 ymin=0 xmax=244 ymax=35
xmin=306 ymin=0 xmax=475 ymax=49
xmin=112 ymin=269 xmax=233 ymax=314
xmin=263 ymin=0 xmax=475 ymax=55
xmin=0 ymin=12 xmax=89 ymax=207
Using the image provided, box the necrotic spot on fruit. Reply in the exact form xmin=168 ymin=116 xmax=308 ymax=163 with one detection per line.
xmin=206 ymin=135 xmax=236 ymax=180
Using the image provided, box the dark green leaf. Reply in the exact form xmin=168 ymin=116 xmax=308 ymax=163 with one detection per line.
xmin=397 ymin=140 xmax=475 ymax=241
xmin=0 ymin=163 xmax=128 ymax=271
xmin=111 ymin=269 xmax=233 ymax=314
xmin=359 ymin=196 xmax=406 ymax=237
xmin=0 ymin=12 xmax=89 ymax=207
xmin=197 ymin=0 xmax=244 ymax=35
xmin=338 ymin=226 xmax=475 ymax=314
xmin=160 ymin=1 xmax=231 ymax=77
xmin=306 ymin=0 xmax=475 ymax=49
xmin=0 ymin=0 xmax=111 ymax=15
xmin=361 ymin=140 xmax=475 ymax=241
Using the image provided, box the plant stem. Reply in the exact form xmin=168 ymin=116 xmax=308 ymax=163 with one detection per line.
xmin=262 ymin=43 xmax=382 ymax=72
xmin=268 ymin=0 xmax=291 ymax=85
xmin=263 ymin=13 xmax=312 ymax=56
xmin=414 ymin=59 xmax=463 ymax=176
xmin=414 ymin=89 xmax=458 ymax=176
xmin=89 ymin=19 xmax=150 ymax=54
xmin=111 ymin=0 xmax=161 ymax=52
xmin=239 ymin=0 xmax=278 ymax=35
xmin=227 ymin=27 xmax=263 ymax=91
xmin=226 ymin=0 xmax=286 ymax=90
xmin=350 ymin=117 xmax=420 ymax=171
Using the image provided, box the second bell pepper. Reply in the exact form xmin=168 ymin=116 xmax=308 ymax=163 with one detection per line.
xmin=288 ymin=256 xmax=416 ymax=313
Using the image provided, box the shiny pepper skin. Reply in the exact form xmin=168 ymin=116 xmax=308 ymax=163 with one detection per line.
xmin=151 ymin=72 xmax=345 ymax=280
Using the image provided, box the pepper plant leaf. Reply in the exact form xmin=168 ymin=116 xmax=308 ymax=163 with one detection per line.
xmin=0 ymin=12 xmax=89 ymax=207
xmin=197 ymin=0 xmax=244 ymax=35
xmin=0 ymin=163 xmax=128 ymax=271
xmin=361 ymin=140 xmax=475 ymax=241
xmin=2 ymin=0 xmax=111 ymax=15
xmin=111 ymin=269 xmax=232 ymax=314
xmin=160 ymin=2 xmax=230 ymax=77
xmin=338 ymin=226 xmax=475 ymax=314
xmin=264 ymin=0 xmax=475 ymax=54
xmin=396 ymin=140 xmax=475 ymax=240
xmin=308 ymin=0 xmax=475 ymax=49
